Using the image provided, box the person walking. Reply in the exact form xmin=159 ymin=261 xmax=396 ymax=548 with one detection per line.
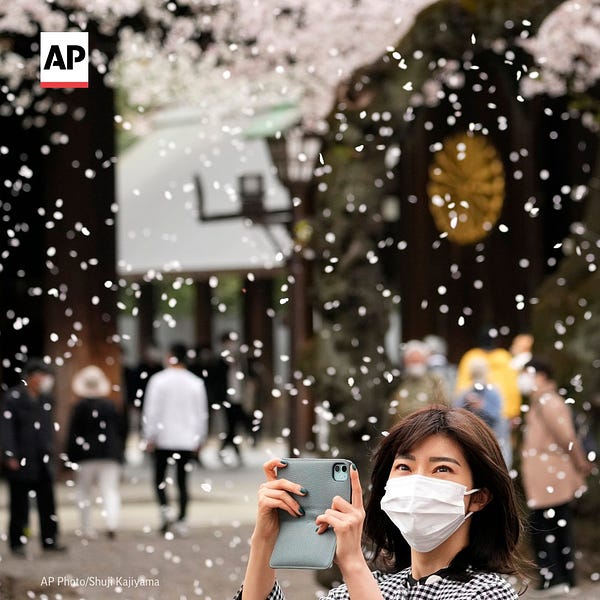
xmin=520 ymin=359 xmax=592 ymax=597
xmin=214 ymin=332 xmax=255 ymax=466
xmin=66 ymin=365 xmax=125 ymax=540
xmin=0 ymin=358 xmax=67 ymax=557
xmin=142 ymin=342 xmax=209 ymax=535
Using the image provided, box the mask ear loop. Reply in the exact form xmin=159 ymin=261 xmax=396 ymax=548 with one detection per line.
xmin=464 ymin=488 xmax=487 ymax=516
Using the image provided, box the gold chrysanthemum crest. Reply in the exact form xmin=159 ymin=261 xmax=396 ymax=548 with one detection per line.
xmin=427 ymin=132 xmax=505 ymax=245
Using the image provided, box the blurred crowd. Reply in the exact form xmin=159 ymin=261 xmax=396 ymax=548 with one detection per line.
xmin=0 ymin=330 xmax=261 ymax=558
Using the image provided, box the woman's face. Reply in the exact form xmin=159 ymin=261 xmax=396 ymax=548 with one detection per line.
xmin=389 ymin=433 xmax=475 ymax=496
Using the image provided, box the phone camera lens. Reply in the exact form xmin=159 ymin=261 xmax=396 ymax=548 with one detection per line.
xmin=335 ymin=465 xmax=340 ymax=471
xmin=342 ymin=465 xmax=347 ymax=472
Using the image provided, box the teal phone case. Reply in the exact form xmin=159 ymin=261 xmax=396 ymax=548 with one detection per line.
xmin=269 ymin=458 xmax=352 ymax=570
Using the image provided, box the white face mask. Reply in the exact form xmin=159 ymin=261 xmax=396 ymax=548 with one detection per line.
xmin=405 ymin=363 xmax=427 ymax=378
xmin=38 ymin=375 xmax=55 ymax=395
xmin=518 ymin=372 xmax=535 ymax=395
xmin=380 ymin=474 xmax=478 ymax=553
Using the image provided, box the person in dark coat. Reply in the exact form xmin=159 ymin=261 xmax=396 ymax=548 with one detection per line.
xmin=214 ymin=332 xmax=255 ymax=466
xmin=66 ymin=365 xmax=125 ymax=539
xmin=0 ymin=358 xmax=67 ymax=557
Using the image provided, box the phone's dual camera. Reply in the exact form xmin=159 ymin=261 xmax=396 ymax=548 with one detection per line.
xmin=333 ymin=462 xmax=349 ymax=482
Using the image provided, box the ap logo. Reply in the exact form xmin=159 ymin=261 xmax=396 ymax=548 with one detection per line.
xmin=40 ymin=32 xmax=89 ymax=89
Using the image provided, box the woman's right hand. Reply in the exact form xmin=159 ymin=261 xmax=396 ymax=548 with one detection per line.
xmin=243 ymin=459 xmax=305 ymax=599
xmin=252 ymin=458 xmax=307 ymax=544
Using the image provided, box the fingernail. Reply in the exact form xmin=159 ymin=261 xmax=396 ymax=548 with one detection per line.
xmin=351 ymin=463 xmax=357 ymax=471
xmin=299 ymin=487 xmax=308 ymax=495
xmin=280 ymin=459 xmax=288 ymax=465
xmin=298 ymin=507 xmax=305 ymax=516
xmin=315 ymin=526 xmax=320 ymax=533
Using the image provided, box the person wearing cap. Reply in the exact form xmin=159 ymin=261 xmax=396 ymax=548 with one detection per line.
xmin=0 ymin=358 xmax=67 ymax=557
xmin=66 ymin=365 xmax=125 ymax=540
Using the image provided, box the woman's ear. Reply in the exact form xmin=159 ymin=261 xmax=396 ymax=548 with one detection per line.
xmin=469 ymin=488 xmax=492 ymax=512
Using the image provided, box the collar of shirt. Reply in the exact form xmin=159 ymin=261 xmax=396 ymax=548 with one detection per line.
xmin=407 ymin=565 xmax=475 ymax=587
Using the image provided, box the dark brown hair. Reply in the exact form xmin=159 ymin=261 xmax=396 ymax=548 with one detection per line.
xmin=364 ymin=406 xmax=527 ymax=579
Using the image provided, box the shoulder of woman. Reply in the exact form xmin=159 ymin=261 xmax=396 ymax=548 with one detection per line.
xmin=353 ymin=569 xmax=409 ymax=597
xmin=465 ymin=571 xmax=518 ymax=598
xmin=374 ymin=568 xmax=410 ymax=581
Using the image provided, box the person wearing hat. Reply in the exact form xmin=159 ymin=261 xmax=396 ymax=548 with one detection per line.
xmin=66 ymin=365 xmax=125 ymax=540
xmin=0 ymin=358 xmax=67 ymax=557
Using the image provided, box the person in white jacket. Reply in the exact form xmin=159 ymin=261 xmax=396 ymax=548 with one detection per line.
xmin=142 ymin=342 xmax=208 ymax=535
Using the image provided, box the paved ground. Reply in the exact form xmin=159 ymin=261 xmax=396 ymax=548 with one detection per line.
xmin=0 ymin=437 xmax=324 ymax=599
xmin=0 ymin=437 xmax=598 ymax=599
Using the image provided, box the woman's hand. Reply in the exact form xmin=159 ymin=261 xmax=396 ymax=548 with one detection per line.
xmin=315 ymin=464 xmax=366 ymax=573
xmin=243 ymin=458 xmax=306 ymax=599
xmin=252 ymin=458 xmax=307 ymax=544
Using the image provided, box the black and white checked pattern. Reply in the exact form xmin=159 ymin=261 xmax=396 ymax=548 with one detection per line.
xmin=234 ymin=567 xmax=518 ymax=599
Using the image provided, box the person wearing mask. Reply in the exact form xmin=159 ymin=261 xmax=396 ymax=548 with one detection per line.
xmin=509 ymin=333 xmax=534 ymax=375
xmin=66 ymin=365 xmax=125 ymax=539
xmin=388 ymin=339 xmax=449 ymax=423
xmin=520 ymin=359 xmax=592 ymax=597
xmin=423 ymin=334 xmax=457 ymax=393
xmin=454 ymin=356 xmax=511 ymax=466
xmin=456 ymin=329 xmax=522 ymax=468
xmin=142 ymin=342 xmax=209 ymax=535
xmin=236 ymin=406 xmax=526 ymax=599
xmin=0 ymin=359 xmax=67 ymax=557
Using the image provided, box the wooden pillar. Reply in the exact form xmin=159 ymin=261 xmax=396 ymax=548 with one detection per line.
xmin=137 ymin=281 xmax=157 ymax=355
xmin=41 ymin=32 xmax=121 ymax=447
xmin=287 ymin=182 xmax=314 ymax=453
xmin=193 ymin=280 xmax=213 ymax=349
xmin=243 ymin=276 xmax=275 ymax=432
xmin=0 ymin=113 xmax=46 ymax=388
xmin=396 ymin=115 xmax=438 ymax=344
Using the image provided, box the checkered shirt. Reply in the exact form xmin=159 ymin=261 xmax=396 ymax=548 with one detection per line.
xmin=234 ymin=567 xmax=518 ymax=599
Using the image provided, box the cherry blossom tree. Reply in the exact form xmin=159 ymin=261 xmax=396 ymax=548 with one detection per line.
xmin=0 ymin=0 xmax=440 ymax=444
xmin=520 ymin=0 xmax=600 ymax=131
xmin=1 ymin=0 xmax=438 ymax=133
xmin=521 ymin=0 xmax=600 ymax=97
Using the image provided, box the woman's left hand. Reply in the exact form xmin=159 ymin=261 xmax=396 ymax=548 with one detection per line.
xmin=315 ymin=464 xmax=366 ymax=572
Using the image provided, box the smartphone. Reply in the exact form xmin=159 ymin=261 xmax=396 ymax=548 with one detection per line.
xmin=269 ymin=458 xmax=353 ymax=570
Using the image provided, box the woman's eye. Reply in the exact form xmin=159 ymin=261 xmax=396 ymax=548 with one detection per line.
xmin=394 ymin=462 xmax=410 ymax=471
xmin=434 ymin=465 xmax=452 ymax=473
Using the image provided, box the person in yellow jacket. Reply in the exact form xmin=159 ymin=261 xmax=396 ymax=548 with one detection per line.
xmin=456 ymin=346 xmax=521 ymax=420
xmin=456 ymin=331 xmax=523 ymax=468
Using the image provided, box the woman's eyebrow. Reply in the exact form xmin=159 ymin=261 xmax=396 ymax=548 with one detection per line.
xmin=395 ymin=453 xmax=415 ymax=460
xmin=429 ymin=456 xmax=461 ymax=466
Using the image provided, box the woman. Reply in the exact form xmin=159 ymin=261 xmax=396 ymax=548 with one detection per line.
xmin=67 ymin=365 xmax=125 ymax=539
xmin=237 ymin=406 xmax=527 ymax=599
xmin=519 ymin=359 xmax=591 ymax=596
